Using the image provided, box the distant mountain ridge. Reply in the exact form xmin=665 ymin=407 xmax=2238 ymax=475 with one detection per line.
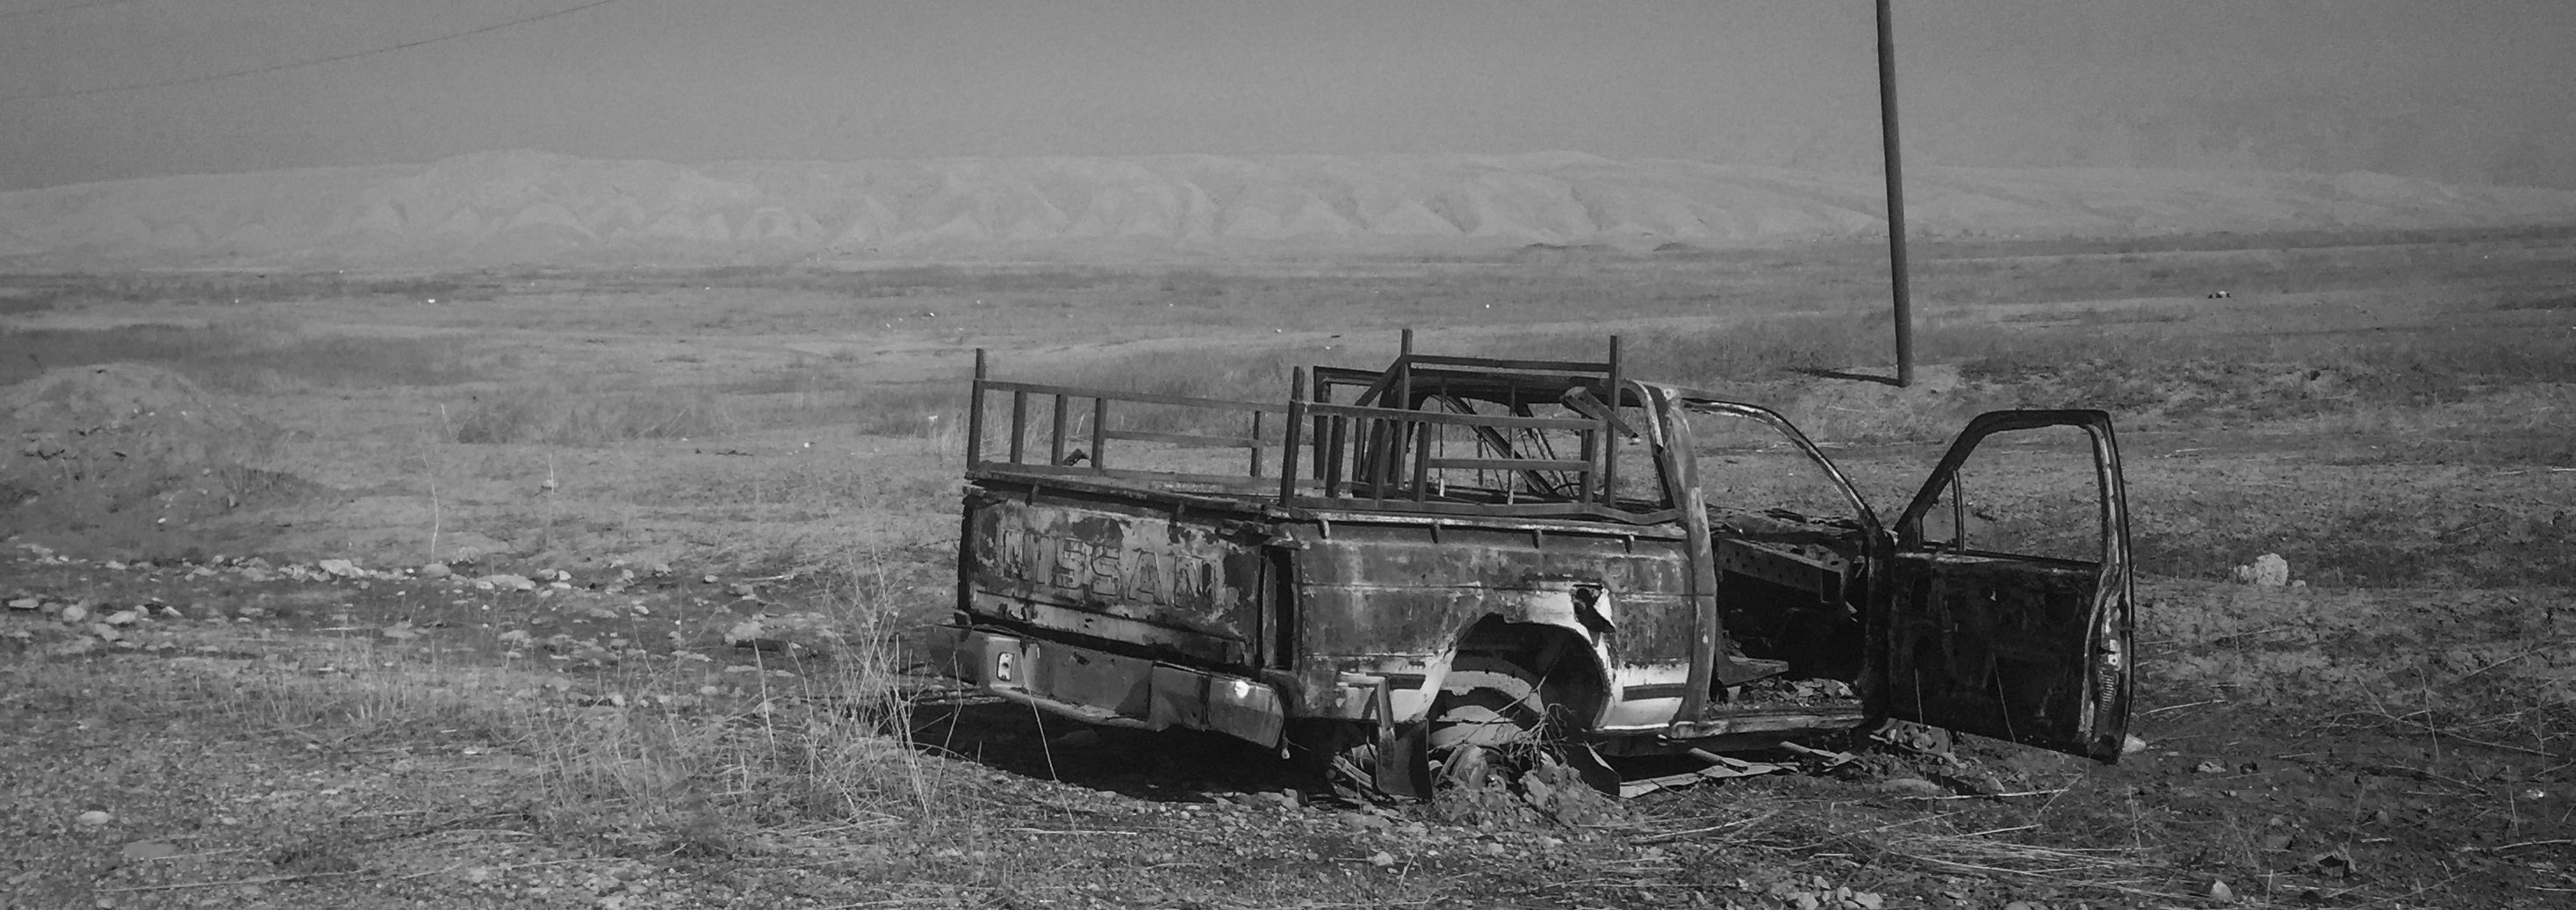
xmin=5 ymin=149 xmax=2576 ymax=269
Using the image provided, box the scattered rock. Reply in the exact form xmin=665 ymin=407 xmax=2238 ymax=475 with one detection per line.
xmin=2311 ymin=849 xmax=2356 ymax=878
xmin=5 ymin=597 xmax=37 ymax=610
xmin=60 ymin=603 xmax=89 ymax=624
xmin=1521 ymin=769 xmax=1558 ymax=810
xmin=317 ymin=558 xmax=362 ymax=578
xmin=475 ymin=574 xmax=536 ymax=592
xmin=722 ymin=614 xmax=841 ymax=657
xmin=103 ymin=609 xmax=140 ymax=625
xmin=1869 ymin=719 xmax=1954 ymax=756
xmin=1244 ymin=790 xmax=1301 ymax=809
xmin=75 ymin=810 xmax=112 ymax=827
xmin=418 ymin=562 xmax=451 ymax=579
xmin=2234 ymin=552 xmax=2292 ymax=587
xmin=1366 ymin=850 xmax=1396 ymax=868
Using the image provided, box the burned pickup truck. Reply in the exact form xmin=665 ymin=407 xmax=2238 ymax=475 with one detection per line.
xmin=932 ymin=335 xmax=2133 ymax=798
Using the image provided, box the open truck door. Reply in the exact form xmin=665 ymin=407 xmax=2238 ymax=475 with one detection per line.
xmin=1874 ymin=409 xmax=2133 ymax=762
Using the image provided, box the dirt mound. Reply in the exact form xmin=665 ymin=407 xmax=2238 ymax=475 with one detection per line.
xmin=3 ymin=364 xmax=324 ymax=557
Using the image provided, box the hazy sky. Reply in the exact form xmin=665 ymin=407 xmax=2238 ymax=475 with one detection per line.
xmin=3 ymin=1 xmax=2570 ymax=191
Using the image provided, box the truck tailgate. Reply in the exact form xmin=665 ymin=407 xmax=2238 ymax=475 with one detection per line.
xmin=960 ymin=487 xmax=1267 ymax=668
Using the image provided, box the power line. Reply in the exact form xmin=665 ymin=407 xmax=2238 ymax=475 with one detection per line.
xmin=0 ymin=0 xmax=627 ymax=104
xmin=0 ymin=0 xmax=133 ymax=22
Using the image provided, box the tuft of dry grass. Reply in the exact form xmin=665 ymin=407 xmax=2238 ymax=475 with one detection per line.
xmin=509 ymin=552 xmax=951 ymax=857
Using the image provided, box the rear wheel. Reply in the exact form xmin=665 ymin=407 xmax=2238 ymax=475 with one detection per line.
xmin=1428 ymin=657 xmax=1552 ymax=752
xmin=1431 ymin=655 xmax=1623 ymax=799
xmin=1299 ymin=656 xmax=1614 ymax=803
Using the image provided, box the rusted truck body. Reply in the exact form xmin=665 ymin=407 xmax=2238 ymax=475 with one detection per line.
xmin=932 ymin=336 xmax=2133 ymax=795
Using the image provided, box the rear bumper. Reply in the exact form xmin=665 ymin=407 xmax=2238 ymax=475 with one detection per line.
xmin=930 ymin=625 xmax=1286 ymax=748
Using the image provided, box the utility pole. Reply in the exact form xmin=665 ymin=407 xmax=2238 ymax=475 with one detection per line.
xmin=1876 ymin=0 xmax=1915 ymax=387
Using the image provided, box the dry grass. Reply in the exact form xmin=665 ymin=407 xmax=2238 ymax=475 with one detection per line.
xmin=444 ymin=381 xmax=734 ymax=446
xmin=508 ymin=555 xmax=949 ymax=857
xmin=30 ymin=270 xmax=508 ymax=306
xmin=0 ymin=321 xmax=493 ymax=389
xmin=102 ymin=555 xmax=955 ymax=863
xmin=4 ymin=224 xmax=2570 ymax=579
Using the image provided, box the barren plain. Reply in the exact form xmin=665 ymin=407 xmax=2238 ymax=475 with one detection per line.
xmin=4 ymin=222 xmax=2573 ymax=908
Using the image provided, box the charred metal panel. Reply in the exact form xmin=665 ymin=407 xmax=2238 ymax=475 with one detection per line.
xmin=962 ymin=594 xmax=1247 ymax=664
xmin=1881 ymin=553 xmax=2103 ymax=753
xmin=963 ymin=488 xmax=1263 ymax=667
xmin=1716 ymin=538 xmax=1853 ymax=602
xmin=1287 ymin=521 xmax=1695 ymax=664
xmin=1660 ymin=709 xmax=1872 ymax=740
xmin=1599 ymin=661 xmax=1694 ymax=731
xmin=1279 ymin=518 xmax=1702 ymax=726
xmin=1024 ymin=639 xmax=1157 ymax=719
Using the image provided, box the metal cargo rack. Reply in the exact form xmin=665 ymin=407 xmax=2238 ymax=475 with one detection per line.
xmin=963 ymin=331 xmax=1673 ymax=523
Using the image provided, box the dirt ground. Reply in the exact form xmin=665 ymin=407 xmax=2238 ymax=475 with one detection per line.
xmin=4 ymin=228 xmax=2572 ymax=908
xmin=4 ymin=549 xmax=2566 ymax=909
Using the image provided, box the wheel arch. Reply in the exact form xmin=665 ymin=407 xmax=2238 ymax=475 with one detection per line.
xmin=1428 ymin=613 xmax=1614 ymax=733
